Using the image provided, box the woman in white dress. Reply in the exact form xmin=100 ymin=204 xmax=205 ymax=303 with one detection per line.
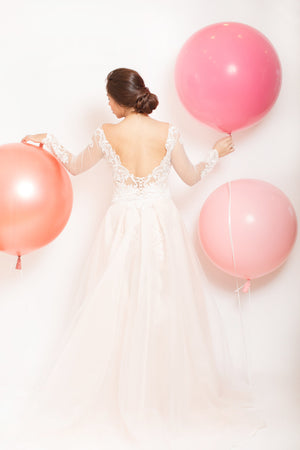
xmin=16 ymin=68 xmax=266 ymax=450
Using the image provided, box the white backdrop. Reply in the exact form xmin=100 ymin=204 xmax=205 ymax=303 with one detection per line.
xmin=0 ymin=0 xmax=299 ymax=448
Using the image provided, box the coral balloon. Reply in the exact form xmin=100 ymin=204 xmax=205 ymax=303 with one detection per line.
xmin=0 ymin=142 xmax=73 ymax=266
xmin=175 ymin=22 xmax=282 ymax=133
xmin=198 ymin=179 xmax=297 ymax=282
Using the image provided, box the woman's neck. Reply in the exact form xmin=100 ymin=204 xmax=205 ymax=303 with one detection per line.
xmin=123 ymin=111 xmax=148 ymax=120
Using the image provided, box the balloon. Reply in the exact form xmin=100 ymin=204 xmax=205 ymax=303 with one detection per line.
xmin=198 ymin=179 xmax=297 ymax=284
xmin=0 ymin=142 xmax=73 ymax=268
xmin=175 ymin=22 xmax=282 ymax=133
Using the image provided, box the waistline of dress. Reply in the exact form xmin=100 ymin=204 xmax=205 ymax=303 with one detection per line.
xmin=111 ymin=190 xmax=171 ymax=206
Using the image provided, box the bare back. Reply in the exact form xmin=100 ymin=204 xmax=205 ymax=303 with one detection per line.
xmin=102 ymin=115 xmax=170 ymax=178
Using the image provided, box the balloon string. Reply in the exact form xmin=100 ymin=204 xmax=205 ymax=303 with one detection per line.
xmin=227 ymin=181 xmax=253 ymax=387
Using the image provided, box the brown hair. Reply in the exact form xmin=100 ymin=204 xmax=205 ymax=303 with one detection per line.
xmin=106 ymin=68 xmax=159 ymax=115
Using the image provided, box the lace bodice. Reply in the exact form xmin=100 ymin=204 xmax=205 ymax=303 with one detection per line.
xmin=41 ymin=123 xmax=219 ymax=205
xmin=98 ymin=125 xmax=178 ymax=204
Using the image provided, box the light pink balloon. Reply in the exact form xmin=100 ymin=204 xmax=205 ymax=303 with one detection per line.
xmin=198 ymin=179 xmax=297 ymax=280
xmin=0 ymin=142 xmax=73 ymax=267
xmin=175 ymin=22 xmax=282 ymax=133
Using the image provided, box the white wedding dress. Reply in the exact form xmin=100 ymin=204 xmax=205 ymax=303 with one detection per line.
xmin=6 ymin=124 xmax=267 ymax=449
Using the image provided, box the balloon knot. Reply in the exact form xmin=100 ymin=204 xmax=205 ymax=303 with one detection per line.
xmin=234 ymin=278 xmax=251 ymax=294
xmin=242 ymin=279 xmax=251 ymax=293
xmin=16 ymin=255 xmax=22 ymax=270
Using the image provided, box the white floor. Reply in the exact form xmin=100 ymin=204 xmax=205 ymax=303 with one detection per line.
xmin=0 ymin=372 xmax=299 ymax=450
xmin=239 ymin=372 xmax=300 ymax=450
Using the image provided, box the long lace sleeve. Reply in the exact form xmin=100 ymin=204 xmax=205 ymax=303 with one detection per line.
xmin=171 ymin=129 xmax=219 ymax=186
xmin=42 ymin=128 xmax=104 ymax=175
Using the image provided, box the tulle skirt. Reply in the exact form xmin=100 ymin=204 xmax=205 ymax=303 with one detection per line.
xmin=6 ymin=196 xmax=266 ymax=449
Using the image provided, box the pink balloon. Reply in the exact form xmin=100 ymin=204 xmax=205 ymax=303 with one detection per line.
xmin=0 ymin=142 xmax=73 ymax=266
xmin=175 ymin=22 xmax=282 ymax=133
xmin=198 ymin=179 xmax=297 ymax=280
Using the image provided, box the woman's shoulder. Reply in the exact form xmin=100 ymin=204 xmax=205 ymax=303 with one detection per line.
xmin=99 ymin=120 xmax=180 ymax=140
xmin=101 ymin=122 xmax=114 ymax=132
xmin=104 ymin=117 xmax=170 ymax=125
xmin=148 ymin=118 xmax=170 ymax=127
xmin=147 ymin=118 xmax=171 ymax=132
xmin=144 ymin=118 xmax=179 ymax=133
xmin=102 ymin=118 xmax=171 ymax=134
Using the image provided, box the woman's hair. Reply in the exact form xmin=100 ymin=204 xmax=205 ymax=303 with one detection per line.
xmin=106 ymin=68 xmax=159 ymax=115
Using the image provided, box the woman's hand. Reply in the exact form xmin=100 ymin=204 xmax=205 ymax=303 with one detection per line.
xmin=21 ymin=133 xmax=47 ymax=144
xmin=213 ymin=135 xmax=235 ymax=158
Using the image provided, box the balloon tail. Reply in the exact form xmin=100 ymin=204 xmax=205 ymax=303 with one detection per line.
xmin=16 ymin=255 xmax=22 ymax=270
xmin=242 ymin=279 xmax=251 ymax=293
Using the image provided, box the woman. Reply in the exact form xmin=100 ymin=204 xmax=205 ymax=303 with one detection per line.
xmin=18 ymin=68 xmax=266 ymax=450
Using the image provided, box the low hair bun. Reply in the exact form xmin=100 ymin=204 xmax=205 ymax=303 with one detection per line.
xmin=106 ymin=68 xmax=159 ymax=115
xmin=135 ymin=88 xmax=159 ymax=114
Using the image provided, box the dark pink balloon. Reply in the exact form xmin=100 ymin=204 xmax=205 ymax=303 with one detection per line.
xmin=198 ymin=179 xmax=297 ymax=280
xmin=175 ymin=22 xmax=282 ymax=133
xmin=0 ymin=142 xmax=73 ymax=259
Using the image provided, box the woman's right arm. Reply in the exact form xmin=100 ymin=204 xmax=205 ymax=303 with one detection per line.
xmin=171 ymin=131 xmax=234 ymax=186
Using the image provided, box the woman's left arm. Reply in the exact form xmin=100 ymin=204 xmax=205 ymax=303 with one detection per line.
xmin=21 ymin=128 xmax=104 ymax=176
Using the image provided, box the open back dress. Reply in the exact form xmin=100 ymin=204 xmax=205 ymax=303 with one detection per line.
xmin=9 ymin=124 xmax=266 ymax=450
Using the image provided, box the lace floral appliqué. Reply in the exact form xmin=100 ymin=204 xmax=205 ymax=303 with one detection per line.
xmin=42 ymin=134 xmax=70 ymax=164
xmin=98 ymin=126 xmax=178 ymax=203
xmin=201 ymin=148 xmax=219 ymax=179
